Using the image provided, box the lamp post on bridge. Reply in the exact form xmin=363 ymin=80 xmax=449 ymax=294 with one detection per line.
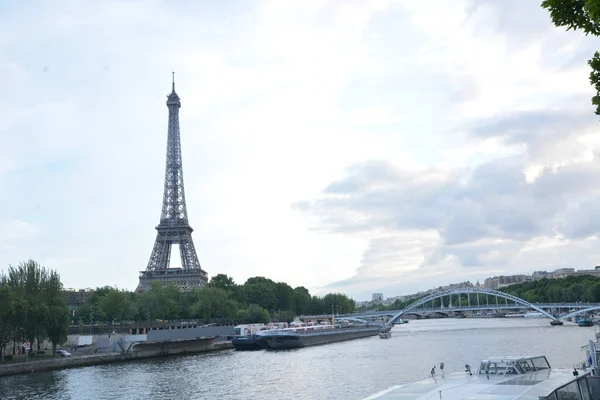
xmin=331 ymin=305 xmax=335 ymax=324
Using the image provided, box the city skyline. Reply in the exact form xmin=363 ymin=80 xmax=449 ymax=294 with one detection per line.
xmin=1 ymin=1 xmax=599 ymax=300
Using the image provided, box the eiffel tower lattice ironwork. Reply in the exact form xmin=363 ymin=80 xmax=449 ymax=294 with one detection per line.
xmin=136 ymin=74 xmax=208 ymax=292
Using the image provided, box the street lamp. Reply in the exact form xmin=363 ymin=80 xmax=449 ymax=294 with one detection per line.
xmin=90 ymin=310 xmax=94 ymax=335
xmin=331 ymin=305 xmax=335 ymax=324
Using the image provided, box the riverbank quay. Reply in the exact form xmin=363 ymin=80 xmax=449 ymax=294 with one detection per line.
xmin=0 ymin=339 xmax=233 ymax=378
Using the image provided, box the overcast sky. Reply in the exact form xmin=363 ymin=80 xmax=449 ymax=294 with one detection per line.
xmin=1 ymin=0 xmax=598 ymax=301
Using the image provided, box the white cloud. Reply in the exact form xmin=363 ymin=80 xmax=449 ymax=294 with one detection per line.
xmin=0 ymin=0 xmax=598 ymax=300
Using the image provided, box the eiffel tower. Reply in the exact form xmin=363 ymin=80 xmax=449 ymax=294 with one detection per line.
xmin=136 ymin=74 xmax=208 ymax=292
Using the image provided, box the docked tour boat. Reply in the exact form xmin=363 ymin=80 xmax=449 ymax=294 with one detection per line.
xmin=362 ymin=355 xmax=600 ymax=400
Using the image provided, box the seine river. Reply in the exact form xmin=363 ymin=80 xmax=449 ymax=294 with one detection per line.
xmin=0 ymin=318 xmax=595 ymax=400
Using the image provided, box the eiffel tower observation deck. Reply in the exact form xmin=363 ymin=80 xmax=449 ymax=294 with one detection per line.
xmin=136 ymin=74 xmax=208 ymax=293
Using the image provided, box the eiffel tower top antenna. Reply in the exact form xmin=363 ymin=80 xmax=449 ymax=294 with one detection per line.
xmin=172 ymin=71 xmax=175 ymax=91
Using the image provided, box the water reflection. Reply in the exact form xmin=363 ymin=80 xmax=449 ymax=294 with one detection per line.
xmin=0 ymin=369 xmax=70 ymax=400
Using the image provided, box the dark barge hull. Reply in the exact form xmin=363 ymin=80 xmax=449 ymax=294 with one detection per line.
xmin=263 ymin=327 xmax=380 ymax=349
xmin=231 ymin=335 xmax=269 ymax=351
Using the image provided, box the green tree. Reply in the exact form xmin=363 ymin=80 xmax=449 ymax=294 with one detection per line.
xmin=8 ymin=260 xmax=50 ymax=349
xmin=43 ymin=270 xmax=69 ymax=356
xmin=246 ymin=304 xmax=270 ymax=323
xmin=273 ymin=309 xmax=296 ymax=323
xmin=293 ymin=286 xmax=311 ymax=315
xmin=0 ymin=281 xmax=17 ymax=361
xmin=275 ymin=282 xmax=296 ymax=312
xmin=4 ymin=261 xmax=70 ymax=356
xmin=99 ymin=289 xmax=136 ymax=322
xmin=322 ymin=293 xmax=355 ymax=314
xmin=75 ymin=303 xmax=95 ymax=325
xmin=234 ymin=309 xmax=250 ymax=324
xmin=542 ymin=0 xmax=600 ymax=114
xmin=590 ymin=282 xmax=600 ymax=301
xmin=243 ymin=277 xmax=278 ymax=311
xmin=189 ymin=287 xmax=239 ymax=323
xmin=207 ymin=274 xmax=237 ymax=292
xmin=136 ymin=281 xmax=181 ymax=321
xmin=501 ymin=275 xmax=600 ymax=303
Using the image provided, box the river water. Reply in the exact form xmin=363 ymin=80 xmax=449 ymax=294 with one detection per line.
xmin=0 ymin=318 xmax=595 ymax=400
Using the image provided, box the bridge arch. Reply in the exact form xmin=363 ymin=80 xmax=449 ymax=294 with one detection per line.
xmin=561 ymin=306 xmax=600 ymax=321
xmin=387 ymin=287 xmax=556 ymax=325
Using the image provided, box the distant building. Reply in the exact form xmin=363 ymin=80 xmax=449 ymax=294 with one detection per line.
xmin=382 ymin=296 xmax=404 ymax=306
xmin=484 ymin=275 xmax=530 ymax=290
xmin=552 ymin=267 xmax=600 ymax=279
xmin=446 ymin=281 xmax=474 ymax=290
xmin=551 ymin=268 xmax=575 ymax=278
xmin=63 ymin=288 xmax=94 ymax=311
xmin=355 ymin=301 xmax=370 ymax=308
xmin=372 ymin=293 xmax=383 ymax=303
xmin=531 ymin=267 xmax=600 ymax=280
xmin=532 ymin=271 xmax=548 ymax=280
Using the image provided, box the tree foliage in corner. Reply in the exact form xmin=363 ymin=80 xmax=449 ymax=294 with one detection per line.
xmin=0 ymin=260 xmax=70 ymax=359
xmin=542 ymin=0 xmax=600 ymax=115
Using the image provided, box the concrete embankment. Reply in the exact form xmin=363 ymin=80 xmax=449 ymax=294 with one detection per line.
xmin=0 ymin=339 xmax=233 ymax=378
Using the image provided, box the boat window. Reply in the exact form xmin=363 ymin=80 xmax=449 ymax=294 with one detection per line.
xmin=234 ymin=328 xmax=242 ymax=335
xmin=512 ymin=363 xmax=525 ymax=374
xmin=493 ymin=362 xmax=516 ymax=375
xmin=544 ymin=392 xmax=557 ymax=400
xmin=478 ymin=362 xmax=518 ymax=375
xmin=519 ymin=361 xmax=534 ymax=372
xmin=556 ymin=381 xmax=581 ymax=400
xmin=578 ymin=379 xmax=591 ymax=400
xmin=531 ymin=357 xmax=551 ymax=370
xmin=479 ymin=362 xmax=488 ymax=374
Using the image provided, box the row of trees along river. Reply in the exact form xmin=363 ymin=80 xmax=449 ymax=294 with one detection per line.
xmin=356 ymin=275 xmax=600 ymax=312
xmin=74 ymin=273 xmax=356 ymax=326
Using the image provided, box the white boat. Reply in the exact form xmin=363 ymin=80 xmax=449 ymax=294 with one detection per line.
xmin=523 ymin=312 xmax=545 ymax=318
xmin=504 ymin=313 xmax=525 ymax=318
xmin=362 ymin=355 xmax=595 ymax=400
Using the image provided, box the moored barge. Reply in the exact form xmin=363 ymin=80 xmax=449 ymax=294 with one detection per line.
xmin=231 ymin=334 xmax=269 ymax=351
xmin=257 ymin=325 xmax=380 ymax=349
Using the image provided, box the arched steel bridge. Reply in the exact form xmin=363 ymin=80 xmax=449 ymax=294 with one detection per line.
xmin=386 ymin=288 xmax=554 ymax=325
xmin=326 ymin=288 xmax=600 ymax=326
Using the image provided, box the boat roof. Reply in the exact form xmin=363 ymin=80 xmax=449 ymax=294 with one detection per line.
xmin=480 ymin=356 xmax=544 ymax=362
xmin=362 ymin=369 xmax=587 ymax=400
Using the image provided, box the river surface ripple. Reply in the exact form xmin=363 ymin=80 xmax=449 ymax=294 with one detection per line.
xmin=0 ymin=318 xmax=594 ymax=400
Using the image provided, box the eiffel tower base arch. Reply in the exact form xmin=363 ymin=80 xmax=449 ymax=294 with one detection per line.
xmin=136 ymin=268 xmax=208 ymax=293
